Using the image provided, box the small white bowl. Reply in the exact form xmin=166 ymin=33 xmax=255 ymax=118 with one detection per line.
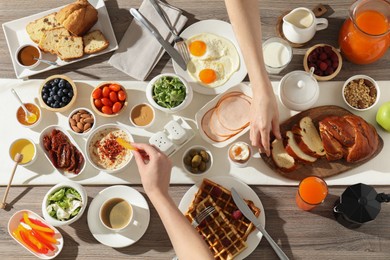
xmin=42 ymin=182 xmax=87 ymax=227
xmin=15 ymin=102 xmax=42 ymax=129
xmin=182 ymin=145 xmax=213 ymax=176
xmin=146 ymin=73 xmax=193 ymax=113
xmin=342 ymin=75 xmax=380 ymax=111
xmin=68 ymin=107 xmax=96 ymax=136
xmin=85 ymin=124 xmax=134 ymax=174
xmin=15 ymin=44 xmax=41 ymax=69
xmin=129 ymin=103 xmax=155 ymax=128
xmin=9 ymin=138 xmax=37 ymax=167
xmin=228 ymin=141 xmax=252 ymax=168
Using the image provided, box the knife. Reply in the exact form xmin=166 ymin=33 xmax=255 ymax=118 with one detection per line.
xmin=130 ymin=8 xmax=187 ymax=70
xmin=231 ymin=188 xmax=290 ymax=260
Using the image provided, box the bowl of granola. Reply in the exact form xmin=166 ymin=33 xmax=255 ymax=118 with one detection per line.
xmin=342 ymin=75 xmax=380 ymax=111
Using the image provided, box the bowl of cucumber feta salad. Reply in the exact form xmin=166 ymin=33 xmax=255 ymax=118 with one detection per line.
xmin=42 ymin=181 xmax=87 ymax=226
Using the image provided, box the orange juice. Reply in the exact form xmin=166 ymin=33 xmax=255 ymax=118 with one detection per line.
xmin=296 ymin=176 xmax=328 ymax=211
xmin=339 ymin=4 xmax=389 ymax=64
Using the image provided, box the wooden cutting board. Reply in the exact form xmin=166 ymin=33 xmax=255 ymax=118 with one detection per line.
xmin=261 ymin=105 xmax=384 ymax=181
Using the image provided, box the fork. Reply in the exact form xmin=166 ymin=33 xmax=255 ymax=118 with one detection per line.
xmin=149 ymin=0 xmax=191 ymax=65
xmin=191 ymin=205 xmax=215 ymax=227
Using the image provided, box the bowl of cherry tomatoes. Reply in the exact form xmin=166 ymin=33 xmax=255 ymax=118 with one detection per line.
xmin=90 ymin=82 xmax=127 ymax=117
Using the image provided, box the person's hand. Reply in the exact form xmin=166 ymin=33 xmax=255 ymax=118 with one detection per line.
xmin=250 ymin=81 xmax=281 ymax=156
xmin=131 ymin=143 xmax=172 ymax=199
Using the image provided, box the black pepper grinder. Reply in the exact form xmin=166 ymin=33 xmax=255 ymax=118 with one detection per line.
xmin=333 ymin=183 xmax=390 ymax=228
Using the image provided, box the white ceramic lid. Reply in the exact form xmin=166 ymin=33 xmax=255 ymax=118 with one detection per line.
xmin=279 ymin=69 xmax=319 ymax=110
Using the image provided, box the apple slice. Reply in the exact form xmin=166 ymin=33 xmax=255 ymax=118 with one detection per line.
xmin=285 ymin=131 xmax=317 ymax=163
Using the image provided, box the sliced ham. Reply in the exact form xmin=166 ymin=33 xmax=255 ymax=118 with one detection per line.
xmin=209 ymin=110 xmax=241 ymax=137
xmin=216 ymin=95 xmax=251 ymax=131
xmin=201 ymin=108 xmax=230 ymax=142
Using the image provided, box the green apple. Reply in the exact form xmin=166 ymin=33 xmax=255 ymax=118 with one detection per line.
xmin=376 ymin=102 xmax=390 ymax=132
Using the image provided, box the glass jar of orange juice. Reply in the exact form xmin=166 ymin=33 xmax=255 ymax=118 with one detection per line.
xmin=339 ymin=0 xmax=389 ymax=64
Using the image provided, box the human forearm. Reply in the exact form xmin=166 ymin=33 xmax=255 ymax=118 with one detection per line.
xmin=149 ymin=193 xmax=213 ymax=260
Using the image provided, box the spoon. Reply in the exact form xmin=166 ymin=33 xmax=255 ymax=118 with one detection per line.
xmin=1 ymin=153 xmax=23 ymax=209
xmin=11 ymin=88 xmax=37 ymax=124
xmin=33 ymin=57 xmax=58 ymax=66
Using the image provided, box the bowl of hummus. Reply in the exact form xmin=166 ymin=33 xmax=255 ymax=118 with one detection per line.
xmin=86 ymin=124 xmax=134 ymax=173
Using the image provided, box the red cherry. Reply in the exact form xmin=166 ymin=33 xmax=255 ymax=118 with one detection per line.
xmin=319 ymin=61 xmax=328 ymax=71
xmin=232 ymin=210 xmax=243 ymax=220
xmin=332 ymin=60 xmax=339 ymax=69
xmin=330 ymin=52 xmax=339 ymax=62
xmin=319 ymin=52 xmax=328 ymax=61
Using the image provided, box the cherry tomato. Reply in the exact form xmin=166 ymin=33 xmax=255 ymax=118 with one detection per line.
xmin=109 ymin=91 xmax=118 ymax=103
xmin=94 ymin=99 xmax=103 ymax=108
xmin=101 ymin=98 xmax=113 ymax=107
xmin=109 ymin=84 xmax=121 ymax=92
xmin=112 ymin=102 xmax=122 ymax=113
xmin=118 ymin=90 xmax=126 ymax=101
xmin=92 ymin=88 xmax=102 ymax=99
xmin=102 ymin=86 xmax=110 ymax=98
xmin=102 ymin=106 xmax=113 ymax=115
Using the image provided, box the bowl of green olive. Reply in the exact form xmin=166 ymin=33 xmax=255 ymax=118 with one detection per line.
xmin=182 ymin=145 xmax=213 ymax=176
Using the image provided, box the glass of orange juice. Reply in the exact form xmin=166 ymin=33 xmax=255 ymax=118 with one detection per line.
xmin=296 ymin=176 xmax=328 ymax=211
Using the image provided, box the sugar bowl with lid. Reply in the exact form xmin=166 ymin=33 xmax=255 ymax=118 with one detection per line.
xmin=278 ymin=68 xmax=319 ymax=111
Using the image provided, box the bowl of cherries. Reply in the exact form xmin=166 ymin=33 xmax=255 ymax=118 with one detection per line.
xmin=303 ymin=44 xmax=342 ymax=81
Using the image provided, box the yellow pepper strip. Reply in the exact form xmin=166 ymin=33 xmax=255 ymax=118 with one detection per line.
xmin=12 ymin=225 xmax=24 ymax=242
xmin=23 ymin=213 xmax=54 ymax=234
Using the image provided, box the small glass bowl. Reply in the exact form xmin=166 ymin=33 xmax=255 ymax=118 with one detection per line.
xmin=16 ymin=102 xmax=42 ymax=129
xmin=262 ymin=37 xmax=293 ymax=74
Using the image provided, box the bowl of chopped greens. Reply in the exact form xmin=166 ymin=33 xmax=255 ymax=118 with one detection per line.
xmin=42 ymin=181 xmax=87 ymax=226
xmin=146 ymin=73 xmax=193 ymax=113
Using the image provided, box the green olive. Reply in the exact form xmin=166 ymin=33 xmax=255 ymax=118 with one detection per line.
xmin=191 ymin=167 xmax=199 ymax=174
xmin=191 ymin=154 xmax=202 ymax=167
xmin=199 ymin=161 xmax=207 ymax=172
xmin=184 ymin=155 xmax=192 ymax=166
xmin=199 ymin=150 xmax=210 ymax=162
xmin=189 ymin=149 xmax=198 ymax=157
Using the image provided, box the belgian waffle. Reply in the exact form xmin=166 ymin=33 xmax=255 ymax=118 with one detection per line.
xmin=185 ymin=178 xmax=261 ymax=259
xmin=186 ymin=196 xmax=247 ymax=260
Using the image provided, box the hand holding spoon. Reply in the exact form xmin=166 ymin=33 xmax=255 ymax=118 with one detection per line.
xmin=11 ymin=88 xmax=37 ymax=124
xmin=1 ymin=153 xmax=23 ymax=209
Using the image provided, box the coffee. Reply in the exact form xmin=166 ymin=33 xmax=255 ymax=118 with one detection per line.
xmin=100 ymin=198 xmax=133 ymax=230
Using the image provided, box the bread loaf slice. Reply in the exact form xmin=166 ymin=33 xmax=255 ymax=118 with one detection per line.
xmin=83 ymin=30 xmax=109 ymax=54
xmin=56 ymin=35 xmax=83 ymax=60
xmin=55 ymin=0 xmax=98 ymax=36
xmin=39 ymin=27 xmax=71 ymax=54
xmin=26 ymin=13 xmax=62 ymax=43
xmin=292 ymin=117 xmax=325 ymax=158
xmin=271 ymin=139 xmax=297 ymax=172
xmin=285 ymin=131 xmax=317 ymax=163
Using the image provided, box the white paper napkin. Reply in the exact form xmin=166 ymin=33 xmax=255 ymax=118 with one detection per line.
xmin=108 ymin=0 xmax=188 ymax=80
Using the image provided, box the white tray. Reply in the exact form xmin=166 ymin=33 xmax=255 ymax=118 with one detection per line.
xmin=2 ymin=0 xmax=118 ymax=79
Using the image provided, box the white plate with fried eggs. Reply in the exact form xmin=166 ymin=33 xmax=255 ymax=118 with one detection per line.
xmin=173 ymin=20 xmax=247 ymax=95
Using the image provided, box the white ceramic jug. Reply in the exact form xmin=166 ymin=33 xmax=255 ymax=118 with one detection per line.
xmin=282 ymin=7 xmax=328 ymax=44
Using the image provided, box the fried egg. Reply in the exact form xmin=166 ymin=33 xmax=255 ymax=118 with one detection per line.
xmin=186 ymin=33 xmax=240 ymax=88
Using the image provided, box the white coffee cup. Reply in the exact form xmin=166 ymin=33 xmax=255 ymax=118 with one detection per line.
xmin=99 ymin=197 xmax=134 ymax=232
xmin=282 ymin=7 xmax=328 ymax=44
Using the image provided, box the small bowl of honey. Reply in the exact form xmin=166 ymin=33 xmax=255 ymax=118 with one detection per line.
xmin=15 ymin=44 xmax=42 ymax=69
xmin=16 ymin=103 xmax=42 ymax=128
xmin=9 ymin=138 xmax=37 ymax=166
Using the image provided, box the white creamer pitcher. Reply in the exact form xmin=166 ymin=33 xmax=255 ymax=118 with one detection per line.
xmin=282 ymin=7 xmax=328 ymax=44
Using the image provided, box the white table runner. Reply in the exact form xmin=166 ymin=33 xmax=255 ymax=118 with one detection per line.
xmin=1 ymin=78 xmax=389 ymax=186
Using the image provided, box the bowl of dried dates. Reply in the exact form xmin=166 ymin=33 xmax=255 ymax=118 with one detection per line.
xmin=303 ymin=44 xmax=342 ymax=81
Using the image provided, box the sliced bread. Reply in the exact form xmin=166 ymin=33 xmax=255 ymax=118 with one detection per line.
xmin=271 ymin=139 xmax=297 ymax=172
xmin=292 ymin=117 xmax=326 ymax=158
xmin=38 ymin=27 xmax=71 ymax=54
xmin=285 ymin=131 xmax=317 ymax=163
xmin=56 ymin=35 xmax=84 ymax=60
xmin=26 ymin=13 xmax=62 ymax=43
xmin=83 ymin=30 xmax=109 ymax=54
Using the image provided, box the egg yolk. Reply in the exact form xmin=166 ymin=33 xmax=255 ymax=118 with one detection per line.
xmin=189 ymin=41 xmax=207 ymax=57
xmin=199 ymin=69 xmax=217 ymax=84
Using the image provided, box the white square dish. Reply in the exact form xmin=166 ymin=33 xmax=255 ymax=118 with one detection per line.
xmin=2 ymin=0 xmax=118 ymax=79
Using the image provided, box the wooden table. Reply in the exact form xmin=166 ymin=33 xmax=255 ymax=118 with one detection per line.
xmin=1 ymin=0 xmax=389 ymax=259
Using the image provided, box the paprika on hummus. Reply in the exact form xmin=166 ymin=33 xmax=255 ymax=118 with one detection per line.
xmin=89 ymin=128 xmax=132 ymax=171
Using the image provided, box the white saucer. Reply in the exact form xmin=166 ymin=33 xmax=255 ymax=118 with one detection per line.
xmin=87 ymin=185 xmax=150 ymax=248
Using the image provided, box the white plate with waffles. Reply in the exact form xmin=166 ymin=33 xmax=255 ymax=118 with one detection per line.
xmin=172 ymin=19 xmax=247 ymax=96
xmin=178 ymin=176 xmax=265 ymax=259
xmin=2 ymin=0 xmax=118 ymax=79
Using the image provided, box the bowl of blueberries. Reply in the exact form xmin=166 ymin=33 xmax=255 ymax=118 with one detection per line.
xmin=38 ymin=75 xmax=77 ymax=112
